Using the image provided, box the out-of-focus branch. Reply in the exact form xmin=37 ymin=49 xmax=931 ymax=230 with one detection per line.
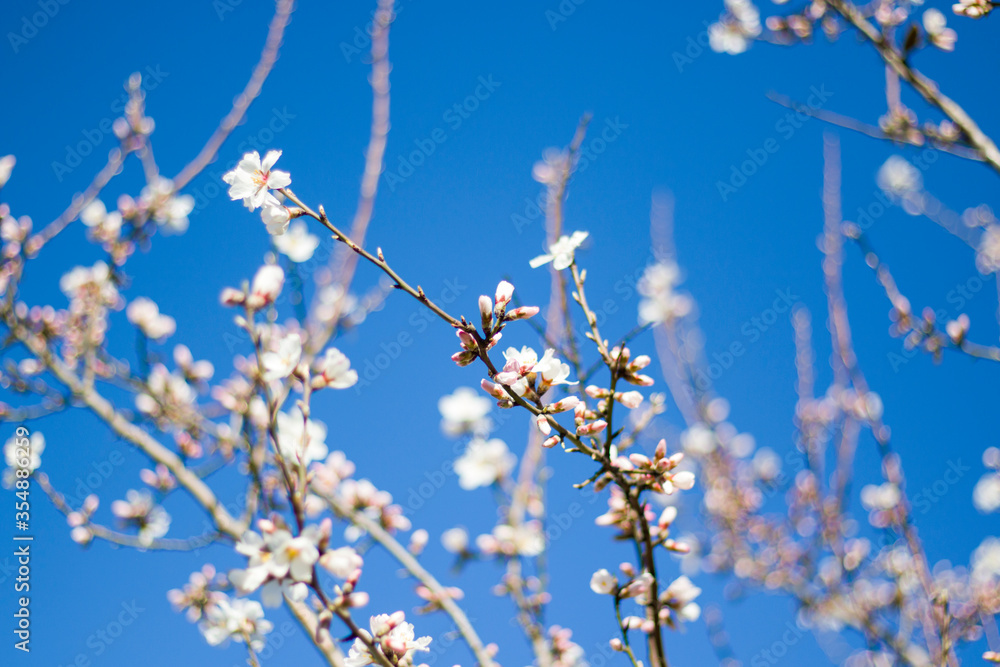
xmin=172 ymin=0 xmax=295 ymax=190
xmin=827 ymin=0 xmax=1000 ymax=175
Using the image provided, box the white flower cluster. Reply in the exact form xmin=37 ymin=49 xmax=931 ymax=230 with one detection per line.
xmin=637 ymin=262 xmax=692 ymax=325
xmin=110 ymin=489 xmax=171 ymax=547
xmin=223 ymin=150 xmax=293 ymax=235
xmin=709 ymin=0 xmax=762 ymax=55
xmin=345 ymin=612 xmax=432 ymax=667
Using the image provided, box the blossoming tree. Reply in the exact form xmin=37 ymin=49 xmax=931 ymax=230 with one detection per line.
xmin=2 ymin=0 xmax=1000 ymax=666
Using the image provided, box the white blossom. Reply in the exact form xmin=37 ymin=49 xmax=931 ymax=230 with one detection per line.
xmin=976 ymin=224 xmax=1000 ymax=274
xmin=923 ymin=8 xmax=957 ymax=50
xmin=345 ymin=613 xmax=431 ymax=667
xmin=126 ymin=297 xmax=177 ymax=340
xmin=261 ymin=198 xmax=291 ymax=236
xmin=0 ymin=154 xmax=14 ymax=188
xmin=438 ymin=387 xmax=493 ymax=437
xmin=441 ymin=527 xmax=470 ymax=554
xmin=274 ymin=220 xmax=319 ymax=261
xmin=953 ymin=0 xmax=992 ymax=18
xmin=261 ymin=333 xmax=303 ymax=382
xmin=638 ymin=262 xmax=692 ymax=324
xmin=709 ymin=0 xmax=761 ymax=54
xmin=973 ymin=474 xmax=1000 ymax=513
xmin=140 ymin=177 xmax=195 ymax=234
xmin=248 ymin=264 xmax=285 ymax=308
xmin=861 ymin=483 xmax=901 ymax=511
xmin=664 ymin=575 xmax=702 ymax=622
xmin=529 ymin=231 xmax=589 ymax=271
xmin=276 ymin=408 xmax=328 ymax=465
xmin=681 ymin=424 xmax=716 ymax=455
xmin=199 ymin=596 xmax=273 ymax=651
xmin=535 ymin=348 xmax=576 ymax=386
xmin=110 ymin=489 xmax=170 ymax=546
xmin=320 ymin=546 xmax=364 ymax=578
xmin=454 ymin=438 xmax=516 ymax=490
xmin=3 ymin=431 xmax=44 ymax=488
xmin=60 ymin=261 xmax=119 ymax=306
xmin=877 ymin=156 xmax=922 ymax=196
xmin=222 ymin=150 xmax=292 ymax=211
xmin=312 ymin=347 xmax=358 ymax=389
xmin=590 ymin=568 xmax=618 ymax=594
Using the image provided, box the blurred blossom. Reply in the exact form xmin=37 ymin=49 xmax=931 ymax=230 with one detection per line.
xmin=111 ymin=489 xmax=170 ymax=546
xmin=276 ymin=408 xmax=328 ymax=465
xmin=877 ymin=156 xmax=923 ymax=197
xmin=860 ymin=482 xmax=901 ymax=511
xmin=274 ymin=220 xmax=319 ymax=262
xmin=590 ymin=568 xmax=618 ymax=594
xmin=923 ymin=9 xmax=957 ymax=50
xmin=441 ymin=527 xmax=470 ymax=554
xmin=438 ymin=387 xmax=492 ymax=437
xmin=975 ymin=224 xmax=1000 ymax=274
xmin=199 ymin=595 xmax=273 ymax=651
xmin=261 ymin=332 xmax=303 ymax=382
xmin=952 ymin=0 xmax=991 ymax=19
xmin=973 ymin=473 xmax=1000 ymax=513
xmin=0 ymin=155 xmax=14 ymax=187
xmin=638 ymin=262 xmax=692 ymax=324
xmin=454 ymin=438 xmax=515 ymax=490
xmin=681 ymin=423 xmax=716 ymax=455
xmin=223 ymin=149 xmax=291 ymax=211
xmin=709 ymin=0 xmax=762 ymax=55
xmin=312 ymin=347 xmax=358 ymax=389
xmin=529 ymin=231 xmax=589 ymax=271
xmin=345 ymin=613 xmax=431 ymax=667
xmin=126 ymin=297 xmax=176 ymax=340
xmin=3 ymin=431 xmax=44 ymax=488
xmin=532 ymin=147 xmax=571 ymax=187
xmin=320 ymin=545 xmax=363 ymax=578
xmin=140 ymin=176 xmax=194 ymax=234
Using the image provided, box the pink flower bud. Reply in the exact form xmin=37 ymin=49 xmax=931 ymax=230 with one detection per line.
xmin=347 ymin=591 xmax=369 ymax=607
xmin=628 ymin=453 xmax=650 ymax=467
xmin=672 ymin=470 xmax=695 ymax=490
xmin=585 ymin=385 xmax=607 ymax=398
xmin=479 ymin=295 xmax=493 ymax=330
xmin=456 ymin=329 xmax=478 ymax=351
xmin=505 ymin=306 xmax=539 ymax=320
xmin=451 ymin=350 xmax=477 ymax=366
xmin=629 ymin=355 xmax=651 ymax=371
xmin=577 ymin=419 xmax=608 ymax=436
xmin=655 ymin=439 xmax=667 ymax=460
xmin=610 ymin=639 xmax=624 ymax=652
xmin=248 ymin=264 xmax=284 ymax=308
xmin=536 ymin=415 xmax=552 ymax=435
xmin=220 ymin=287 xmax=246 ymax=306
xmin=629 ymin=374 xmax=655 ymax=387
xmin=495 ymin=280 xmax=514 ymax=307
xmin=617 ymin=391 xmax=644 ymax=409
xmin=549 ymin=396 xmax=580 ymax=413
xmin=542 ymin=435 xmax=561 ymax=448
xmin=481 ymin=379 xmax=507 ymax=400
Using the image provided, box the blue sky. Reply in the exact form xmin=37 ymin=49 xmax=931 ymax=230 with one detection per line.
xmin=2 ymin=0 xmax=998 ymax=665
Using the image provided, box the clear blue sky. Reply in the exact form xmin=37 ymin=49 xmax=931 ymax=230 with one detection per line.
xmin=2 ymin=1 xmax=998 ymax=665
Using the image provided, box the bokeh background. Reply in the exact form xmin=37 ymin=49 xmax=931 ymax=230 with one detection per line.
xmin=1 ymin=0 xmax=998 ymax=665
